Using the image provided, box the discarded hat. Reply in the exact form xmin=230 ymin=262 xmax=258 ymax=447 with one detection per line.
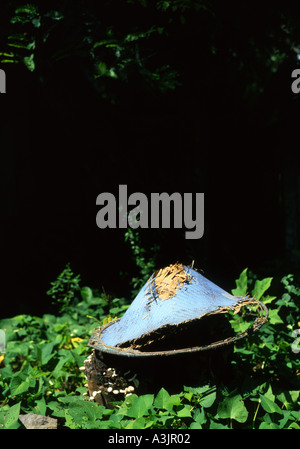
xmin=89 ymin=263 xmax=268 ymax=357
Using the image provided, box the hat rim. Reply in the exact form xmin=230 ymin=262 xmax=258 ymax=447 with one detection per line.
xmin=88 ymin=299 xmax=268 ymax=358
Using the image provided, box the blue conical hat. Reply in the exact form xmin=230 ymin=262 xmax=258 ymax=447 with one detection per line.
xmin=89 ymin=264 xmax=268 ymax=354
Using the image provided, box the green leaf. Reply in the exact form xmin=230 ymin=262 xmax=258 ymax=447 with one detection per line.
xmin=288 ymin=422 xmax=300 ymax=429
xmin=70 ymin=350 xmax=85 ymax=367
xmin=125 ymin=417 xmax=147 ymax=429
xmin=53 ymin=350 xmax=73 ymax=375
xmin=81 ymin=286 xmax=93 ymax=302
xmin=209 ymin=420 xmax=230 ymax=429
xmin=127 ymin=395 xmax=154 ymax=418
xmin=184 ymin=391 xmax=193 ymax=401
xmin=200 ymin=390 xmax=216 ymax=408
xmin=117 ymin=394 xmax=138 ymax=416
xmin=229 ymin=317 xmax=250 ymax=333
xmin=40 ymin=342 xmax=55 ymax=365
xmin=32 ymin=17 xmax=40 ymax=28
xmin=268 ymin=309 xmax=284 ymax=325
xmin=190 ymin=421 xmax=202 ymax=429
xmin=176 ymin=404 xmax=192 ymax=418
xmin=61 ymin=397 xmax=105 ymax=426
xmin=47 ymin=401 xmax=66 ymax=418
xmin=217 ymin=394 xmax=248 ymax=423
xmin=290 ymin=410 xmax=300 ymax=421
xmin=35 ymin=397 xmax=47 ymax=415
xmin=232 ymin=268 xmax=248 ymax=296
xmin=259 ymin=385 xmax=282 ymax=414
xmin=9 ymin=374 xmax=31 ymax=395
xmin=169 ymin=394 xmax=182 ymax=406
xmin=24 ymin=54 xmax=35 ymax=72
xmin=260 ymin=395 xmax=282 ymax=414
xmin=64 ymin=409 xmax=79 ymax=429
xmin=184 ymin=385 xmax=209 ymax=395
xmin=262 ymin=295 xmax=277 ymax=304
xmin=155 ymin=413 xmax=172 ymax=426
xmin=251 ymin=277 xmax=273 ymax=300
xmin=259 ymin=420 xmax=279 ymax=429
xmin=154 ymin=387 xmax=171 ymax=410
xmin=190 ymin=408 xmax=206 ymax=428
xmin=276 ymin=390 xmax=300 ymax=410
xmin=3 ymin=402 xmax=21 ymax=429
xmin=278 ymin=410 xmax=294 ymax=428
xmin=193 ymin=407 xmax=206 ymax=426
xmin=184 ymin=385 xmax=216 ymax=408
xmin=44 ymin=10 xmax=64 ymax=21
xmin=15 ymin=4 xmax=38 ymax=15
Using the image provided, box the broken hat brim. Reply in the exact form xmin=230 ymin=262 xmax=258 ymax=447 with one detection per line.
xmin=94 ymin=265 xmax=269 ymax=350
xmin=88 ymin=264 xmax=269 ymax=357
xmin=88 ymin=299 xmax=268 ymax=358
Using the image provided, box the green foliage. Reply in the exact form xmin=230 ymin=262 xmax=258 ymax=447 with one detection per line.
xmin=0 ymin=266 xmax=299 ymax=429
xmin=228 ymin=268 xmax=300 ymax=391
xmin=231 ymin=267 xmax=248 ymax=296
xmin=0 ymin=265 xmax=131 ymax=429
xmin=217 ymin=392 xmax=248 ymax=425
xmin=46 ymin=263 xmax=81 ymax=312
xmin=0 ymin=4 xmax=62 ymax=70
xmin=0 ymin=1 xmax=181 ymax=99
xmin=124 ymin=228 xmax=158 ymax=294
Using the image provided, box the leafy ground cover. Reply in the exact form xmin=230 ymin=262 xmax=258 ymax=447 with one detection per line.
xmin=0 ymin=264 xmax=299 ymax=429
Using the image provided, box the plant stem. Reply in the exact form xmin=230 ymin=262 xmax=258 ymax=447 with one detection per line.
xmin=252 ymin=399 xmax=261 ymax=428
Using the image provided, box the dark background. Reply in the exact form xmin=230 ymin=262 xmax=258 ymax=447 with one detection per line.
xmin=0 ymin=0 xmax=300 ymax=317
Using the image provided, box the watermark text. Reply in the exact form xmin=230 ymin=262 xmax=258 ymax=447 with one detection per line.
xmin=96 ymin=185 xmax=204 ymax=239
xmin=0 ymin=330 xmax=5 ymax=353
xmin=0 ymin=69 xmax=6 ymax=93
xmin=291 ymin=329 xmax=300 ymax=354
xmin=291 ymin=69 xmax=300 ymax=94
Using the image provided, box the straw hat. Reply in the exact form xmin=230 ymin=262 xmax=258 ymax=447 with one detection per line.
xmin=89 ymin=263 xmax=268 ymax=357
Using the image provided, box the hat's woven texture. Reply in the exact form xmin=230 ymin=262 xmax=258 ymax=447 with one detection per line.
xmin=101 ymin=263 xmax=252 ymax=348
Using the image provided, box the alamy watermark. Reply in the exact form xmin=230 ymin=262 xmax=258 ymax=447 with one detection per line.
xmin=291 ymin=69 xmax=300 ymax=94
xmin=291 ymin=329 xmax=300 ymax=354
xmin=0 ymin=329 xmax=5 ymax=353
xmin=96 ymin=185 xmax=204 ymax=239
xmin=0 ymin=69 xmax=6 ymax=93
